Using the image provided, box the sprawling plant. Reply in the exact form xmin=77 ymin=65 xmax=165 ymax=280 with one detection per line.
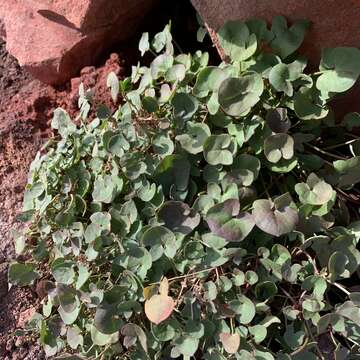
xmin=9 ymin=17 xmax=360 ymax=359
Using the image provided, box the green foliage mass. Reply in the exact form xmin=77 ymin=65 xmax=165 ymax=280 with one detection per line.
xmin=9 ymin=17 xmax=360 ymax=359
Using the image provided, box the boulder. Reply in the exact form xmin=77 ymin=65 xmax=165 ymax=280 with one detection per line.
xmin=191 ymin=0 xmax=360 ymax=116
xmin=0 ymin=0 xmax=157 ymax=85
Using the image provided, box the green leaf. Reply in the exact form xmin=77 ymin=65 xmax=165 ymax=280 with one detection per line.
xmin=92 ymin=175 xmax=121 ymax=204
xmin=152 ymin=23 xmax=172 ymax=54
xmin=152 ymin=321 xmax=176 ymax=341
xmin=218 ymin=73 xmax=264 ymax=117
xmin=193 ymin=66 xmax=227 ymax=98
xmin=108 ymin=134 xmax=129 ymax=157
xmin=12 ymin=229 xmax=26 ymax=255
xmin=264 ymin=134 xmax=294 ymax=163
xmin=270 ymin=16 xmax=310 ymax=58
xmin=51 ymin=108 xmax=76 ymax=138
xmin=204 ymin=281 xmax=218 ymax=301
xmin=91 ymin=325 xmax=119 ymax=346
xmin=75 ymin=265 xmax=90 ymax=290
xmin=142 ymin=226 xmax=177 ymax=260
xmin=166 ymin=64 xmax=186 ymax=82
xmin=203 ymin=134 xmax=234 ymax=166
xmin=295 ymin=173 xmax=334 ymax=205
xmin=317 ymin=47 xmax=360 ymax=93
xmin=172 ymin=93 xmax=199 ymax=122
xmin=152 ymin=133 xmax=174 ymax=156
xmin=176 ymin=122 xmax=211 ymax=154
xmin=246 ymin=18 xmax=273 ymax=42
xmin=8 ymin=263 xmax=39 ymax=286
xmin=224 ymin=154 xmax=261 ymax=186
xmin=342 ymin=112 xmax=360 ymax=131
xmin=255 ymin=281 xmax=278 ymax=302
xmin=328 ymin=251 xmax=350 ymax=281
xmin=229 ymin=295 xmax=256 ymax=324
xmin=245 ymin=270 xmax=258 ymax=285
xmin=151 ymin=54 xmax=173 ymax=79
xmin=284 ymin=323 xmax=305 ymax=350
xmin=249 ymin=325 xmax=267 ymax=344
xmin=173 ymin=336 xmax=199 ymax=357
xmin=217 ymin=21 xmax=257 ymax=61
xmin=333 ymin=156 xmax=360 ymax=188
xmin=51 ymin=260 xmax=75 ymax=285
xmin=121 ymin=323 xmax=148 ymax=352
xmin=154 ymin=155 xmax=190 ymax=194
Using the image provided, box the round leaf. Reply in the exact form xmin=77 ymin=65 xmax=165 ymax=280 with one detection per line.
xmin=218 ymin=74 xmax=264 ymax=116
xmin=219 ymin=333 xmax=240 ymax=354
xmin=144 ymin=294 xmax=175 ymax=325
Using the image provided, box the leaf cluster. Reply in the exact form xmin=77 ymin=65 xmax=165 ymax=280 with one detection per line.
xmin=9 ymin=18 xmax=360 ymax=359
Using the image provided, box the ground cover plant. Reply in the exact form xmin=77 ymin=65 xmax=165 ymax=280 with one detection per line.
xmin=8 ymin=17 xmax=360 ymax=359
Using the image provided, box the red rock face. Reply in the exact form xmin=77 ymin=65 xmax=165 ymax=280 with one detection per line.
xmin=0 ymin=0 xmax=157 ymax=85
xmin=191 ymin=0 xmax=360 ymax=116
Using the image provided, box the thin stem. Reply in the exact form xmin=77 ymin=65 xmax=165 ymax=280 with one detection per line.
xmin=279 ymin=286 xmax=297 ymax=305
xmin=290 ymin=336 xmax=309 ymax=356
xmin=330 ymin=281 xmax=350 ymax=296
xmin=304 ymin=320 xmax=325 ymax=360
xmin=345 ymin=132 xmax=360 ymax=139
xmin=323 ymin=139 xmax=357 ymax=150
xmin=305 ymin=143 xmax=347 ymax=160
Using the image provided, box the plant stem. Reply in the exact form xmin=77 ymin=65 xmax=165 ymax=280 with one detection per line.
xmin=304 ymin=320 xmax=325 ymax=360
xmin=323 ymin=139 xmax=357 ymax=150
xmin=330 ymin=281 xmax=350 ymax=296
xmin=305 ymin=143 xmax=347 ymax=160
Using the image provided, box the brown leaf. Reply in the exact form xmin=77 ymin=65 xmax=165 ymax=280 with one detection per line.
xmin=143 ymin=285 xmax=156 ymax=300
xmin=219 ymin=332 xmax=240 ymax=354
xmin=144 ymin=294 xmax=175 ymax=325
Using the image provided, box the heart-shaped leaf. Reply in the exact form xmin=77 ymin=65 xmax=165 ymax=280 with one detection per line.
xmin=158 ymin=201 xmax=200 ymax=235
xmin=252 ymin=194 xmax=298 ymax=236
xmin=171 ymin=93 xmax=199 ymax=122
xmin=217 ymin=21 xmax=257 ymax=61
xmin=333 ymin=156 xmax=360 ymax=188
xmin=266 ymin=108 xmax=291 ymax=133
xmin=193 ymin=66 xmax=227 ymax=98
xmin=145 ymin=294 xmax=175 ymax=325
xmin=270 ymin=16 xmax=310 ymax=59
xmin=219 ymin=333 xmax=240 ymax=354
xmin=176 ymin=122 xmax=211 ymax=154
xmin=264 ymin=134 xmax=294 ymax=163
xmin=295 ymin=173 xmax=334 ymax=205
xmin=224 ymin=154 xmax=261 ymax=186
xmin=317 ymin=47 xmax=360 ymax=93
xmin=205 ymin=199 xmax=255 ymax=241
xmin=203 ymin=134 xmax=234 ymax=166
xmin=8 ymin=263 xmax=39 ymax=287
xmin=218 ymin=73 xmax=264 ymax=116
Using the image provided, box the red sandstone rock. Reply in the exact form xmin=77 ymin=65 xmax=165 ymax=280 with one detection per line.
xmin=191 ymin=0 xmax=360 ymax=116
xmin=0 ymin=0 xmax=156 ymax=85
xmin=191 ymin=0 xmax=360 ymax=62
